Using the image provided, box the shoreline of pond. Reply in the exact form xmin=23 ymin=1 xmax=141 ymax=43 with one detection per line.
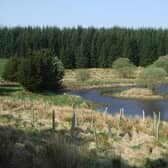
xmin=67 ymin=85 xmax=168 ymax=121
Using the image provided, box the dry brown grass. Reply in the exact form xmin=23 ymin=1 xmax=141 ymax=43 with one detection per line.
xmin=0 ymin=96 xmax=167 ymax=137
xmin=117 ymin=88 xmax=163 ymax=99
xmin=63 ymin=68 xmax=139 ymax=90
xmin=0 ymin=96 xmax=168 ymax=167
xmin=64 ymin=68 xmax=118 ymax=81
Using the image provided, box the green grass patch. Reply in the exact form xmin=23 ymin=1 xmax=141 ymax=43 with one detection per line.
xmin=13 ymin=90 xmax=89 ymax=107
xmin=0 ymin=58 xmax=8 ymax=77
xmin=131 ymin=144 xmax=141 ymax=150
xmin=0 ymin=84 xmax=90 ymax=107
xmin=0 ymin=85 xmax=22 ymax=96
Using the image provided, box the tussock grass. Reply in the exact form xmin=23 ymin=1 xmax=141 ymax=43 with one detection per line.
xmin=0 ymin=95 xmax=168 ymax=167
xmin=64 ymin=68 xmax=137 ymax=89
xmin=118 ymin=88 xmax=163 ymax=99
xmin=0 ymin=126 xmax=81 ymax=168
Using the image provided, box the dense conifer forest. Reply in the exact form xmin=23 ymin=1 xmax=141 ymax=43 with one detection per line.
xmin=0 ymin=26 xmax=168 ymax=68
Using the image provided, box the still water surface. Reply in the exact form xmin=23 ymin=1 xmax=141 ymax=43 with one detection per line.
xmin=68 ymin=86 xmax=168 ymax=121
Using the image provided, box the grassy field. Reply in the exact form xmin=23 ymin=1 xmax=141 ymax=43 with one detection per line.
xmin=0 ymin=84 xmax=91 ymax=108
xmin=0 ymin=96 xmax=168 ymax=167
xmin=63 ymin=68 xmax=141 ymax=90
xmin=0 ymin=58 xmax=8 ymax=77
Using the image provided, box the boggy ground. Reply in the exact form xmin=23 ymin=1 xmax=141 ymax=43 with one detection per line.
xmin=0 ymin=96 xmax=168 ymax=168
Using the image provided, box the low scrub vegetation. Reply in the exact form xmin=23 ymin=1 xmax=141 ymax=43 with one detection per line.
xmin=153 ymin=55 xmax=168 ymax=73
xmin=138 ymin=66 xmax=167 ymax=90
xmin=0 ymin=58 xmax=8 ymax=77
xmin=112 ymin=58 xmax=135 ymax=78
xmin=2 ymin=57 xmax=20 ymax=82
xmin=76 ymin=69 xmax=91 ymax=82
xmin=0 ymin=126 xmax=81 ymax=168
xmin=64 ymin=68 xmax=136 ymax=90
xmin=114 ymin=88 xmax=163 ymax=99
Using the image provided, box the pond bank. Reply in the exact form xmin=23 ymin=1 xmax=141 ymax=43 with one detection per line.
xmin=67 ymin=86 xmax=168 ymax=121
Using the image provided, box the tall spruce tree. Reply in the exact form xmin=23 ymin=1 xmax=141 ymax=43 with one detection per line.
xmin=1 ymin=27 xmax=168 ymax=68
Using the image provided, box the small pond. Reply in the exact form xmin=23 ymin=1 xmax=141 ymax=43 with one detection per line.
xmin=67 ymin=85 xmax=168 ymax=121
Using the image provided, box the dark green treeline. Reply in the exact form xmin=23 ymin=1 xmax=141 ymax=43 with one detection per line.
xmin=0 ymin=26 xmax=168 ymax=68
